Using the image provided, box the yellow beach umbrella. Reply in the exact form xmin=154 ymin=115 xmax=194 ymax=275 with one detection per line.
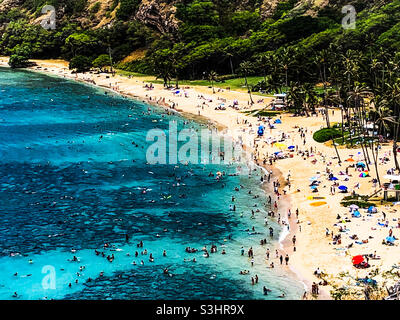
xmin=310 ymin=201 xmax=327 ymax=207
xmin=274 ymin=143 xmax=287 ymax=149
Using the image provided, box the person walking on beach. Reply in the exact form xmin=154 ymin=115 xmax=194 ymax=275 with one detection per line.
xmin=285 ymin=254 xmax=289 ymax=265
xmin=279 ymin=255 xmax=283 ymax=264
xmin=292 ymin=235 xmax=296 ymax=246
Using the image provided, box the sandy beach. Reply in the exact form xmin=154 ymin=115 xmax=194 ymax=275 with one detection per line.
xmin=3 ymin=56 xmax=400 ymax=299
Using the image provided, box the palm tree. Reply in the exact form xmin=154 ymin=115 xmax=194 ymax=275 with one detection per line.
xmin=348 ymin=85 xmax=373 ymax=168
xmin=369 ymin=97 xmax=395 ymax=184
xmin=286 ymin=81 xmax=303 ymax=113
xmin=226 ymin=52 xmax=235 ymax=76
xmin=239 ymin=61 xmax=254 ymax=104
xmin=302 ymin=83 xmax=318 ymax=116
xmin=386 ymin=80 xmax=400 ymax=170
xmin=278 ymin=47 xmax=295 ymax=89
xmin=257 ymin=54 xmax=270 ymax=83
xmin=208 ymin=71 xmax=218 ymax=94
xmin=314 ymin=49 xmax=331 ymax=126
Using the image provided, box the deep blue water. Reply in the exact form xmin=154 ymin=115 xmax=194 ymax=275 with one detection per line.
xmin=0 ymin=67 xmax=304 ymax=300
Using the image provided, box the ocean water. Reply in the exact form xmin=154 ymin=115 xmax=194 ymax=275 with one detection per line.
xmin=0 ymin=67 xmax=304 ymax=300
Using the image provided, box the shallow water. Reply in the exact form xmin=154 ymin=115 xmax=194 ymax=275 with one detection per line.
xmin=0 ymin=68 xmax=304 ymax=300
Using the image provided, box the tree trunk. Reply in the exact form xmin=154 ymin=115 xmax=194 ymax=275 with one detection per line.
xmin=394 ymin=121 xmax=400 ymax=172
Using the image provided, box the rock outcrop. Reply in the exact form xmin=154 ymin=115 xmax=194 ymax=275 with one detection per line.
xmin=135 ymin=0 xmax=179 ymax=36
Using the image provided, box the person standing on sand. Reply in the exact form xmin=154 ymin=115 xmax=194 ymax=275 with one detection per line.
xmin=279 ymin=255 xmax=283 ymax=264
xmin=285 ymin=254 xmax=289 ymax=265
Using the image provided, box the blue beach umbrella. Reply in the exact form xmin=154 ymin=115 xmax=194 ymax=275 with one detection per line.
xmin=288 ymin=145 xmax=295 ymax=149
xmin=310 ymin=186 xmax=317 ymax=189
xmin=274 ymin=119 xmax=282 ymax=124
xmin=367 ymin=206 xmax=377 ymax=213
xmin=338 ymin=185 xmax=348 ymax=191
xmin=330 ymin=177 xmax=338 ymax=181
xmin=353 ymin=211 xmax=361 ymax=218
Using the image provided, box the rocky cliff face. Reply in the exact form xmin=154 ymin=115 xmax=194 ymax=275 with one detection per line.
xmin=135 ymin=0 xmax=180 ymax=35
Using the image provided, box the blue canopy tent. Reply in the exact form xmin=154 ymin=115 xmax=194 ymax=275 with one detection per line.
xmin=386 ymin=236 xmax=396 ymax=243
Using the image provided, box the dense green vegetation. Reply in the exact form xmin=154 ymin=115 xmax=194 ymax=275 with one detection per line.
xmin=313 ymin=128 xmax=343 ymax=143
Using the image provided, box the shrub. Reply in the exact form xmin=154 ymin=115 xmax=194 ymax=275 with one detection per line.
xmin=8 ymin=54 xmax=29 ymax=68
xmin=69 ymin=55 xmax=92 ymax=72
xmin=313 ymin=128 xmax=342 ymax=143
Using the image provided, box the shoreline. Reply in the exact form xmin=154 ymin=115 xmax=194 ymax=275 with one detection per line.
xmin=7 ymin=57 xmax=400 ymax=300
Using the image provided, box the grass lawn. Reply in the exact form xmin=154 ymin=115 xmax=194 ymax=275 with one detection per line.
xmin=115 ymin=70 xmax=271 ymax=94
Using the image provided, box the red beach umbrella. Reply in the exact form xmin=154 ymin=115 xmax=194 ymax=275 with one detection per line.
xmin=352 ymin=255 xmax=364 ymax=265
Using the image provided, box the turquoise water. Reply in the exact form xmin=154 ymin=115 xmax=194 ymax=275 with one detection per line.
xmin=0 ymin=67 xmax=304 ymax=300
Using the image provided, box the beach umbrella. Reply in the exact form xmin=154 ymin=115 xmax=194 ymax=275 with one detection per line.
xmin=359 ymin=172 xmax=368 ymax=177
xmin=330 ymin=177 xmax=338 ymax=181
xmin=288 ymin=145 xmax=295 ymax=149
xmin=386 ymin=236 xmax=396 ymax=243
xmin=352 ymin=255 xmax=364 ymax=265
xmin=274 ymin=119 xmax=282 ymax=124
xmin=275 ymin=143 xmax=287 ymax=150
xmin=310 ymin=186 xmax=317 ymax=189
xmin=367 ymin=206 xmax=377 ymax=213
xmin=349 ymin=204 xmax=359 ymax=210
xmin=309 ymin=201 xmax=327 ymax=207
xmin=353 ymin=211 xmax=361 ymax=218
xmin=356 ymin=162 xmax=366 ymax=168
xmin=338 ymin=185 xmax=348 ymax=191
xmin=346 ymin=158 xmax=355 ymax=162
